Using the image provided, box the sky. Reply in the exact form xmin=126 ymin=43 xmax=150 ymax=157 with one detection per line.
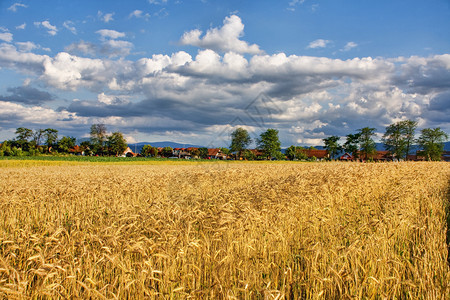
xmin=0 ymin=0 xmax=449 ymax=147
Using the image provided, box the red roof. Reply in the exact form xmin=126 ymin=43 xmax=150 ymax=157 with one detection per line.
xmin=69 ymin=145 xmax=82 ymax=153
xmin=208 ymin=148 xmax=220 ymax=156
xmin=303 ymin=149 xmax=328 ymax=159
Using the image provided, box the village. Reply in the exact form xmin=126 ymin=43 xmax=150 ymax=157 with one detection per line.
xmin=116 ymin=146 xmax=450 ymax=162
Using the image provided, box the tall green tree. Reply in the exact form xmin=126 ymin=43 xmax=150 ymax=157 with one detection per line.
xmin=382 ymin=120 xmax=417 ymax=160
xmin=285 ymin=145 xmax=308 ymax=160
xmin=382 ymin=122 xmax=407 ymax=159
xmin=323 ymin=136 xmax=342 ymax=159
xmin=417 ymin=128 xmax=448 ymax=161
xmin=107 ymin=132 xmax=128 ymax=156
xmin=33 ymin=129 xmax=45 ymax=147
xmin=257 ymin=128 xmax=282 ymax=159
xmin=15 ymin=127 xmax=33 ymax=143
xmin=343 ymin=133 xmax=361 ymax=159
xmin=402 ymin=120 xmax=418 ymax=159
xmin=57 ymin=136 xmax=76 ymax=153
xmin=141 ymin=144 xmax=158 ymax=157
xmin=90 ymin=124 xmax=107 ymax=155
xmin=161 ymin=147 xmax=173 ymax=158
xmin=198 ymin=147 xmax=209 ymax=159
xmin=14 ymin=127 xmax=33 ymax=150
xmin=44 ymin=128 xmax=58 ymax=152
xmin=357 ymin=127 xmax=377 ymax=160
xmin=230 ymin=128 xmax=252 ymax=158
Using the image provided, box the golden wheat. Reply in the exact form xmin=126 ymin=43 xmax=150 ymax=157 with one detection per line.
xmin=0 ymin=161 xmax=449 ymax=299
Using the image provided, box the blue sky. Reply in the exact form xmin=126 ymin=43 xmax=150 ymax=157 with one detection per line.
xmin=0 ymin=0 xmax=449 ymax=146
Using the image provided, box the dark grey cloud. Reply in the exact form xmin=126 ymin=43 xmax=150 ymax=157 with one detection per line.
xmin=428 ymin=92 xmax=450 ymax=112
xmin=0 ymin=86 xmax=53 ymax=105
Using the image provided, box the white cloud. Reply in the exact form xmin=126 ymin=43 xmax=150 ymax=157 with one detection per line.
xmin=98 ymin=11 xmax=115 ymax=23
xmin=34 ymin=21 xmax=58 ymax=36
xmin=65 ymin=41 xmax=97 ymax=56
xmin=8 ymin=3 xmax=27 ymax=12
xmin=129 ymin=10 xmax=150 ymax=20
xmin=288 ymin=0 xmax=305 ymax=11
xmin=16 ymin=23 xmax=26 ymax=30
xmin=0 ymin=32 xmax=13 ymax=43
xmin=342 ymin=42 xmax=358 ymax=52
xmin=148 ymin=0 xmax=168 ymax=4
xmin=180 ymin=15 xmax=262 ymax=54
xmin=307 ymin=39 xmax=331 ymax=49
xmin=102 ymin=40 xmax=133 ymax=57
xmin=1 ymin=37 xmax=449 ymax=145
xmin=16 ymin=41 xmax=38 ymax=52
xmin=96 ymin=29 xmax=126 ymax=40
xmin=63 ymin=21 xmax=77 ymax=34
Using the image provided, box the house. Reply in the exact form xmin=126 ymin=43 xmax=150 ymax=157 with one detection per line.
xmin=303 ymin=149 xmax=328 ymax=160
xmin=122 ymin=147 xmax=137 ymax=157
xmin=340 ymin=152 xmax=354 ymax=161
xmin=68 ymin=145 xmax=84 ymax=156
xmin=372 ymin=151 xmax=391 ymax=161
xmin=173 ymin=148 xmax=191 ymax=158
xmin=207 ymin=148 xmax=227 ymax=159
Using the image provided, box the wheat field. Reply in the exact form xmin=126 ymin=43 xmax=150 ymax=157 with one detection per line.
xmin=0 ymin=161 xmax=449 ymax=299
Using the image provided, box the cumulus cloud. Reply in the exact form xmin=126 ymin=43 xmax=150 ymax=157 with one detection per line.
xmin=180 ymin=15 xmax=262 ymax=54
xmin=0 ymin=85 xmax=54 ymax=105
xmin=307 ymin=39 xmax=331 ymax=49
xmin=8 ymin=3 xmax=27 ymax=12
xmin=34 ymin=21 xmax=58 ymax=36
xmin=96 ymin=29 xmax=126 ymax=40
xmin=16 ymin=41 xmax=39 ymax=52
xmin=0 ymin=32 xmax=13 ymax=43
xmin=0 ymin=33 xmax=449 ymax=145
xmin=65 ymin=41 xmax=97 ymax=56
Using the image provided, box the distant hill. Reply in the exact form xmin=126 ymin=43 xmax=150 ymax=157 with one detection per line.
xmin=127 ymin=141 xmax=204 ymax=154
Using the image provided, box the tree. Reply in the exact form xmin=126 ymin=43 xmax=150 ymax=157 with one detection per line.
xmin=220 ymin=147 xmax=231 ymax=156
xmin=343 ymin=133 xmax=361 ymax=159
xmin=80 ymin=141 xmax=93 ymax=156
xmin=382 ymin=122 xmax=407 ymax=160
xmin=323 ymin=136 xmax=342 ymax=160
xmin=107 ymin=132 xmax=128 ymax=156
xmin=161 ymin=147 xmax=173 ymax=158
xmin=402 ymin=120 xmax=418 ymax=159
xmin=33 ymin=129 xmax=45 ymax=148
xmin=90 ymin=124 xmax=107 ymax=155
xmin=15 ymin=127 xmax=33 ymax=143
xmin=357 ymin=127 xmax=377 ymax=160
xmin=57 ymin=136 xmax=76 ymax=153
xmin=44 ymin=128 xmax=58 ymax=152
xmin=230 ymin=128 xmax=252 ymax=159
xmin=141 ymin=144 xmax=158 ymax=157
xmin=257 ymin=128 xmax=282 ymax=159
xmin=285 ymin=146 xmax=308 ymax=160
xmin=382 ymin=120 xmax=417 ymax=160
xmin=14 ymin=127 xmax=34 ymax=151
xmin=198 ymin=147 xmax=209 ymax=159
xmin=417 ymin=128 xmax=448 ymax=161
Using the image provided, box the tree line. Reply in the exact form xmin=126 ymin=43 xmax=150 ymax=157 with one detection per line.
xmin=0 ymin=124 xmax=128 ymax=157
xmin=229 ymin=120 xmax=448 ymax=161
xmin=1 ymin=120 xmax=448 ymax=161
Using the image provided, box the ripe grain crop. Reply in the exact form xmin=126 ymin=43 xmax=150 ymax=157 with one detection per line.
xmin=0 ymin=162 xmax=449 ymax=298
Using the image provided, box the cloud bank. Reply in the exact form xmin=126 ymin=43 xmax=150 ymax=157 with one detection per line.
xmin=0 ymin=14 xmax=449 ymax=146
